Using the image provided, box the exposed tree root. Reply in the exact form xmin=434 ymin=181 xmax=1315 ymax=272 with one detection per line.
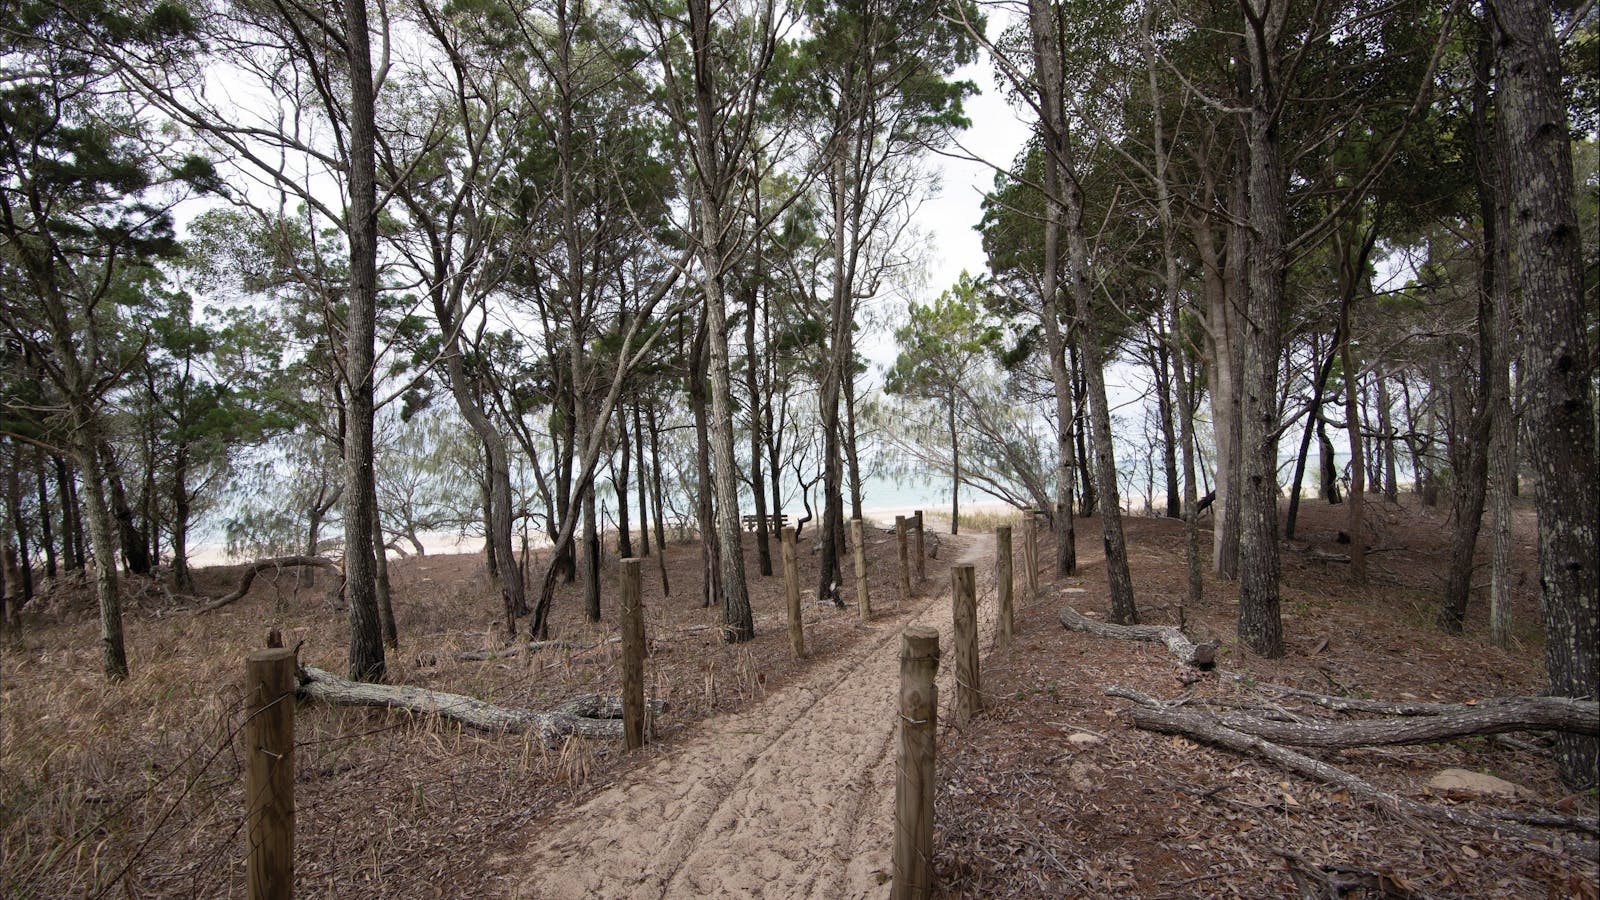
xmin=296 ymin=666 xmax=665 ymax=748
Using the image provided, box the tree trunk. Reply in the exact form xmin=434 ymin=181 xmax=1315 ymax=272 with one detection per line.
xmin=1440 ymin=35 xmax=1501 ymax=633
xmin=690 ymin=318 xmax=721 ymax=609
xmin=1217 ymin=151 xmax=1249 ymax=581
xmin=171 ymin=444 xmax=192 ymax=593
xmin=1237 ymin=0 xmax=1289 ymax=658
xmin=948 ymin=391 xmax=960 ymax=535
xmin=340 ymin=0 xmax=385 ymax=683
xmin=1376 ymin=367 xmax=1399 ymax=503
xmin=54 ymin=455 xmax=83 ymax=572
xmin=648 ymin=402 xmax=670 ymax=597
xmin=843 ymin=360 xmax=865 ymax=525
xmin=1491 ymin=0 xmax=1599 ymax=789
xmin=370 ymin=479 xmax=397 ymax=648
xmin=616 ymin=408 xmax=632 ymax=560
xmin=1028 ymin=0 xmax=1077 ymax=577
xmin=35 ymin=450 xmax=56 ymax=580
xmin=1063 ymin=173 xmax=1137 ymax=625
xmin=1340 ymin=303 xmax=1367 ymax=585
xmin=7 ymin=459 xmax=34 ymax=604
xmin=81 ymin=433 xmax=128 ymax=679
xmin=583 ymin=481 xmax=601 ymax=623
xmin=635 ymin=402 xmax=651 ymax=558
xmin=102 ymin=444 xmax=150 ymax=576
xmin=1286 ymin=330 xmax=1342 ymax=539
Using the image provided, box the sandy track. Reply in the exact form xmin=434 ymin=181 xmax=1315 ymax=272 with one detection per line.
xmin=503 ymin=533 xmax=998 ymax=899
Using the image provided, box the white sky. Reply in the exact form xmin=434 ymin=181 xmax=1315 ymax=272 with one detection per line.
xmin=921 ymin=58 xmax=1034 ymax=299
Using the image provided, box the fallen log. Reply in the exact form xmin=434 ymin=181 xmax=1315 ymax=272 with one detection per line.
xmin=195 ymin=556 xmax=344 ymax=614
xmin=1215 ymin=697 xmax=1598 ymax=749
xmin=296 ymin=666 xmax=659 ymax=747
xmin=1059 ymin=605 xmax=1215 ymax=668
xmin=1222 ymin=671 xmax=1599 ymax=723
xmin=1106 ymin=686 xmax=1596 ymax=853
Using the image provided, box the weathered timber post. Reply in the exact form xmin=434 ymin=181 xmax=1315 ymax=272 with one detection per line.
xmin=951 ymin=564 xmax=982 ymax=724
xmin=1022 ymin=513 xmax=1040 ymax=603
xmin=851 ymin=518 xmax=871 ymax=620
xmin=620 ymin=558 xmax=646 ymax=750
xmin=895 ymin=515 xmax=912 ymax=607
xmin=995 ymin=525 xmax=1013 ymax=649
xmin=2 ymin=542 xmax=20 ymax=639
xmin=912 ymin=510 xmax=925 ymax=582
xmin=781 ymin=527 xmax=804 ymax=659
xmin=245 ymin=647 xmax=295 ymax=900
xmin=893 ymin=625 xmax=939 ymax=900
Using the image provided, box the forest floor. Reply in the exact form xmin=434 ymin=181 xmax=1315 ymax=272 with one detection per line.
xmin=2 ymin=496 xmax=1596 ymax=898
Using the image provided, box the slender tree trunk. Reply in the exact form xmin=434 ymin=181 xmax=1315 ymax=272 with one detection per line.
xmin=1062 ymin=171 xmax=1137 ymax=624
xmin=102 ymin=446 xmax=150 ymax=576
xmin=648 ymin=402 xmax=670 ymax=597
xmin=635 ymin=402 xmax=650 ymax=558
xmin=54 ymin=456 xmax=82 ymax=572
xmin=1144 ymin=15 xmax=1203 ymax=613
xmin=690 ymin=319 xmax=721 ymax=609
xmin=341 ymin=0 xmax=385 ymax=682
xmin=617 ymin=410 xmax=633 ymax=559
xmin=1377 ymin=367 xmax=1399 ymax=502
xmin=1028 ymin=0 xmax=1078 ymax=576
xmin=583 ymin=482 xmax=600 ymax=622
xmin=1342 ymin=318 xmax=1368 ymax=583
xmin=1491 ymin=0 xmax=1598 ymax=789
xmin=1073 ymin=348 xmax=1096 ymax=517
xmin=6 ymin=456 xmax=32 ymax=603
xmin=1217 ymin=153 xmax=1250 ymax=581
xmin=35 ymin=451 xmax=56 ymax=580
xmin=1152 ymin=326 xmax=1180 ymax=519
xmin=171 ymin=445 xmax=192 ymax=593
xmin=1440 ymin=32 xmax=1502 ymax=632
xmin=1237 ymin=0 xmax=1289 ymax=658
xmin=1287 ymin=330 xmax=1342 ymax=539
xmin=746 ymin=263 xmax=772 ymax=577
xmin=948 ymin=390 xmax=960 ymax=534
xmin=81 ymin=428 xmax=127 ymax=679
xmin=370 ymin=477 xmax=397 ymax=648
xmin=843 ymin=362 xmax=865 ymax=525
xmin=1485 ymin=27 xmax=1517 ymax=649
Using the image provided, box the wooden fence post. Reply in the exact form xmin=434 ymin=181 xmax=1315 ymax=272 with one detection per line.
xmin=781 ymin=527 xmax=805 ymax=659
xmin=892 ymin=625 xmax=939 ymax=900
xmin=1022 ymin=512 xmax=1039 ymax=603
xmin=620 ymin=558 xmax=646 ymax=750
xmin=851 ymin=518 xmax=871 ymax=620
xmin=912 ymin=510 xmax=925 ymax=583
xmin=246 ymin=647 xmax=295 ymax=900
xmin=951 ymin=564 xmax=982 ymax=725
xmin=995 ymin=525 xmax=1013 ymax=649
xmin=895 ymin=515 xmax=911 ymax=607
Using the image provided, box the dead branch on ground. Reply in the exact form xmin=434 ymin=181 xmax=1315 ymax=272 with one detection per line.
xmin=193 ymin=556 xmax=344 ymax=614
xmin=1059 ymin=605 xmax=1216 ymax=668
xmin=1106 ymin=686 xmax=1599 ymax=854
xmin=296 ymin=666 xmax=665 ymax=747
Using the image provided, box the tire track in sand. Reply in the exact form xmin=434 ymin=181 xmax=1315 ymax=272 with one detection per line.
xmin=503 ymin=532 xmax=998 ymax=899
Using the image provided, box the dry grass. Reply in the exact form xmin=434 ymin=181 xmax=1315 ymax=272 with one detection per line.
xmin=1 ymin=527 xmax=912 ymax=897
xmin=930 ymin=496 xmax=1599 ymax=898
